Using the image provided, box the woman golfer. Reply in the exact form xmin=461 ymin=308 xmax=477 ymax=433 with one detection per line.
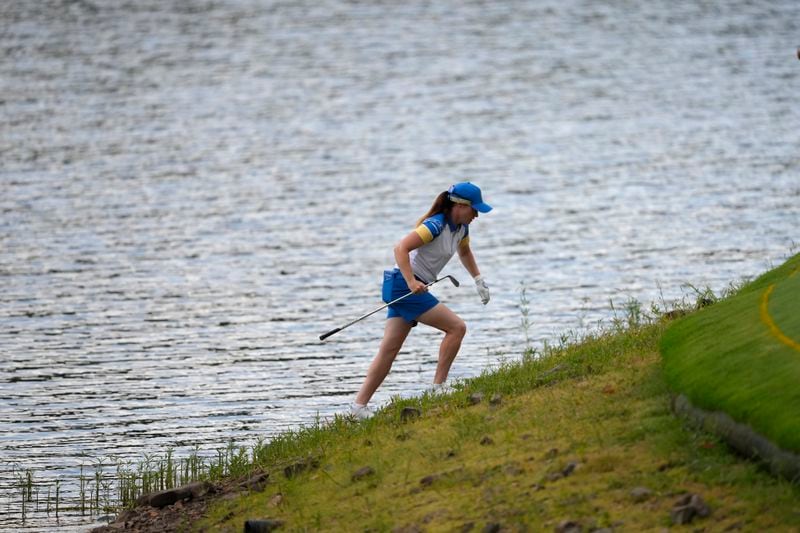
xmin=351 ymin=182 xmax=492 ymax=419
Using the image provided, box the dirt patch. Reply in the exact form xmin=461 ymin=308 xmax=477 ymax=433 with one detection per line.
xmin=92 ymin=472 xmax=269 ymax=532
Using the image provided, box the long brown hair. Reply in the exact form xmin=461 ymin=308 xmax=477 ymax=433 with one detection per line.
xmin=415 ymin=191 xmax=453 ymax=227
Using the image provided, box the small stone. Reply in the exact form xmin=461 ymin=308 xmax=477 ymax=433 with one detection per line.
xmin=546 ymin=472 xmax=564 ymax=482
xmin=140 ymin=489 xmax=176 ymax=508
xmin=187 ymin=481 xmax=214 ymax=499
xmin=351 ymin=466 xmax=375 ymax=482
xmin=697 ymin=296 xmax=714 ymax=308
xmin=671 ymin=493 xmax=711 ymax=523
xmin=401 ymin=406 xmax=421 ymax=421
xmin=480 ymin=436 xmax=494 ymax=446
xmin=420 ymin=474 xmax=440 ymax=487
xmin=555 ymin=519 xmax=582 ymax=533
xmin=489 ymin=394 xmax=502 ymax=405
xmin=469 ymin=393 xmax=484 ymax=405
xmin=670 ymin=505 xmax=695 ymax=525
xmin=241 ymin=472 xmax=270 ymax=492
xmin=630 ymin=487 xmax=653 ymax=503
xmin=689 ymin=494 xmax=711 ymax=518
xmin=283 ymin=456 xmax=319 ymax=479
xmin=268 ymin=494 xmax=283 ymax=507
xmin=664 ymin=309 xmax=687 ymax=320
xmin=137 ymin=481 xmax=212 ymax=508
xmin=561 ymin=462 xmax=578 ymax=477
xmin=283 ymin=463 xmax=302 ymax=479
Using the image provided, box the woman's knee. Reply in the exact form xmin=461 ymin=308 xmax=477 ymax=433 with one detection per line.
xmin=379 ymin=339 xmax=405 ymax=357
xmin=379 ymin=333 xmax=409 ymax=356
xmin=450 ymin=318 xmax=467 ymax=338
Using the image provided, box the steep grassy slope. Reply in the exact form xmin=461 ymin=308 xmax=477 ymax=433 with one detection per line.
xmin=661 ymin=253 xmax=800 ymax=453
xmin=198 ymin=319 xmax=800 ymax=531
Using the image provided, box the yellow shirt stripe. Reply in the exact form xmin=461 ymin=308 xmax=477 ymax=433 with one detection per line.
xmin=415 ymin=225 xmax=434 ymax=244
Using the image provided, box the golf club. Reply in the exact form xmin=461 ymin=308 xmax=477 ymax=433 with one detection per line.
xmin=319 ymin=275 xmax=460 ymax=341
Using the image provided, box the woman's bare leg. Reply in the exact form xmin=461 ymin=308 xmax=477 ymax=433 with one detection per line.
xmin=355 ymin=317 xmax=413 ymax=405
xmin=417 ymin=304 xmax=467 ymax=384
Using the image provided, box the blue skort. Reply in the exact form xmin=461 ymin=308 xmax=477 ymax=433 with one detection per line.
xmin=382 ymin=269 xmax=439 ymax=324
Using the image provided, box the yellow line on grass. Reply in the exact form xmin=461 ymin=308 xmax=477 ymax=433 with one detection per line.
xmin=760 ymin=283 xmax=800 ymax=353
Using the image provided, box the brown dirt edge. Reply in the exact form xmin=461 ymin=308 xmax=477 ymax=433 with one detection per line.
xmin=672 ymin=393 xmax=800 ymax=483
xmin=91 ymin=471 xmax=269 ymax=532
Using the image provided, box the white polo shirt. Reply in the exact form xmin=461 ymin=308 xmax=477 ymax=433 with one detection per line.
xmin=402 ymin=213 xmax=469 ymax=283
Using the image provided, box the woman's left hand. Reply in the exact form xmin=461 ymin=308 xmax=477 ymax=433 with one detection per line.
xmin=474 ymin=275 xmax=490 ymax=305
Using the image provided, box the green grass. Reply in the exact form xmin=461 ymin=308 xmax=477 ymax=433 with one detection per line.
xmin=13 ymin=256 xmax=800 ymax=529
xmin=197 ymin=310 xmax=800 ymax=531
xmin=661 ymin=253 xmax=800 ymax=453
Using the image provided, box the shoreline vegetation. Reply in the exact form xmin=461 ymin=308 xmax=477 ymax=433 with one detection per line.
xmin=8 ymin=255 xmax=800 ymax=531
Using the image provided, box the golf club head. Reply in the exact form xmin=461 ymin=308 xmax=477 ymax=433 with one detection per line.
xmin=445 ymin=275 xmax=460 ymax=287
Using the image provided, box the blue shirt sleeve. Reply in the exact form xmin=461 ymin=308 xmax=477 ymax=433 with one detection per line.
xmin=421 ymin=214 xmax=445 ymax=239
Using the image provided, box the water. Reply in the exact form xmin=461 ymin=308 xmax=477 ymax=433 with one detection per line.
xmin=1 ymin=0 xmax=798 ymax=529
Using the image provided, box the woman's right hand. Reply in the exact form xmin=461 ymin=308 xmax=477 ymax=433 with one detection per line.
xmin=408 ymin=279 xmax=428 ymax=294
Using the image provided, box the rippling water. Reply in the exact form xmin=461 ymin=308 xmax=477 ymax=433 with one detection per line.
xmin=1 ymin=0 xmax=798 ymax=529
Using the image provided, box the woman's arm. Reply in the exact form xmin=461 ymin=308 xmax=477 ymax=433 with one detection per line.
xmin=457 ymin=242 xmax=481 ymax=278
xmin=459 ymin=243 xmax=490 ymax=304
xmin=394 ymin=231 xmax=428 ymax=293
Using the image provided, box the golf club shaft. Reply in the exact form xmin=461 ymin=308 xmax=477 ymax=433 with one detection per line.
xmin=319 ymin=276 xmax=453 ymax=341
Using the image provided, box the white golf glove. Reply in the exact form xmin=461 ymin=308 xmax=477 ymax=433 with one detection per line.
xmin=474 ymin=275 xmax=490 ymax=305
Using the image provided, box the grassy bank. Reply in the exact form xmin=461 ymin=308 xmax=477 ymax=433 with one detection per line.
xmin=661 ymin=252 xmax=800 ymax=453
xmin=195 ymin=306 xmax=800 ymax=531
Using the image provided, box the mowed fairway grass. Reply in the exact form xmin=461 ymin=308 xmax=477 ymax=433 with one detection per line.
xmin=661 ymin=252 xmax=800 ymax=453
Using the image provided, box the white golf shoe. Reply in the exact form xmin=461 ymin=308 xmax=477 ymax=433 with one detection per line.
xmin=350 ymin=403 xmax=374 ymax=420
xmin=428 ymin=383 xmax=454 ymax=395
